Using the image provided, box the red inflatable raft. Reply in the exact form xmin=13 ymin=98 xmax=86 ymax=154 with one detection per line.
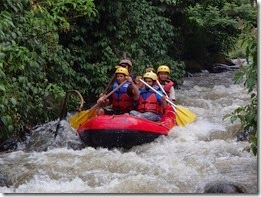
xmin=77 ymin=106 xmax=176 ymax=149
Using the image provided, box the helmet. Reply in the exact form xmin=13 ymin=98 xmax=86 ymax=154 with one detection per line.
xmin=157 ymin=65 xmax=170 ymax=74
xmin=143 ymin=72 xmax=158 ymax=81
xmin=119 ymin=59 xmax=132 ymax=67
xmin=115 ymin=67 xmax=129 ymax=76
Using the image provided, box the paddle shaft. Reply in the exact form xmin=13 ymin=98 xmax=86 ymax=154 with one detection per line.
xmin=156 ymin=80 xmax=177 ymax=112
xmin=103 ymin=74 xmax=116 ymax=94
xmin=139 ymin=79 xmax=176 ymax=109
xmin=157 ymin=80 xmax=196 ymax=126
xmin=54 ymin=92 xmax=69 ymax=138
xmin=156 ymin=80 xmax=168 ymax=98
xmin=140 ymin=79 xmax=197 ymax=127
xmin=69 ymin=80 xmax=129 ymax=129
xmin=89 ymin=80 xmax=128 ymax=111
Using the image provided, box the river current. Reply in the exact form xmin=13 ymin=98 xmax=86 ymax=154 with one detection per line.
xmin=0 ymin=70 xmax=258 ymax=193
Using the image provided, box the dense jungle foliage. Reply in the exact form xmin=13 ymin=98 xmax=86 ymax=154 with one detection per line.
xmin=0 ymin=0 xmax=257 ymax=153
xmin=224 ymin=20 xmax=257 ymax=155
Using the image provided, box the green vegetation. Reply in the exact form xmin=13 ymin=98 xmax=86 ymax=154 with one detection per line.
xmin=0 ymin=0 xmax=257 ymax=154
xmin=0 ymin=0 xmax=97 ymax=140
xmin=224 ymin=21 xmax=257 ymax=155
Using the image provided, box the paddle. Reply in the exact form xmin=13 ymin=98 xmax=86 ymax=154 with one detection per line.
xmin=69 ymin=80 xmax=128 ymax=129
xmin=103 ymin=73 xmax=116 ymax=94
xmin=155 ymin=80 xmax=184 ymax=126
xmin=69 ymin=74 xmax=115 ymax=129
xmin=139 ymin=79 xmax=197 ymax=126
xmin=54 ymin=90 xmax=84 ymax=138
xmin=156 ymin=80 xmax=193 ymax=126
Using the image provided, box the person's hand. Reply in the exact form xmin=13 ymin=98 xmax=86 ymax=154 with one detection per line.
xmin=99 ymin=92 xmax=105 ymax=98
xmin=161 ymin=96 xmax=166 ymax=101
xmin=146 ymin=67 xmax=154 ymax=72
xmin=126 ymin=76 xmax=133 ymax=83
xmin=97 ymin=95 xmax=106 ymax=104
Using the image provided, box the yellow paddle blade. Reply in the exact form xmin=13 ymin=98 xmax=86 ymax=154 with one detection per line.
xmin=175 ymin=113 xmax=186 ymax=126
xmin=175 ymin=105 xmax=197 ymax=126
xmin=69 ymin=108 xmax=97 ymax=129
xmin=68 ymin=80 xmax=128 ymax=129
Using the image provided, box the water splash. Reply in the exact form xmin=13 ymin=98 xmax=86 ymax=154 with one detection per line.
xmin=0 ymin=71 xmax=257 ymax=193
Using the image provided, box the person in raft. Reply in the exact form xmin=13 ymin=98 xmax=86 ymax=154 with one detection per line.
xmin=97 ymin=67 xmax=139 ymax=115
xmin=157 ymin=65 xmax=176 ymax=102
xmin=99 ymin=58 xmax=137 ymax=98
xmin=115 ymin=58 xmax=136 ymax=80
xmin=129 ymin=72 xmax=167 ymax=121
xmin=134 ymin=75 xmax=144 ymax=90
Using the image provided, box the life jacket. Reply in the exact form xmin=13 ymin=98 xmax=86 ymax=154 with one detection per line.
xmin=161 ymin=80 xmax=174 ymax=97
xmin=136 ymin=88 xmax=162 ymax=114
xmin=111 ymin=81 xmax=134 ymax=114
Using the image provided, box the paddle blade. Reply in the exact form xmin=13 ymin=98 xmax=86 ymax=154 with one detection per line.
xmin=175 ymin=113 xmax=186 ymax=126
xmin=69 ymin=108 xmax=97 ymax=129
xmin=175 ymin=105 xmax=197 ymax=126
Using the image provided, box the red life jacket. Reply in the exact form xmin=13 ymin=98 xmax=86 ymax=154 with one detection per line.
xmin=111 ymin=82 xmax=134 ymax=114
xmin=162 ymin=80 xmax=174 ymax=97
xmin=137 ymin=89 xmax=162 ymax=114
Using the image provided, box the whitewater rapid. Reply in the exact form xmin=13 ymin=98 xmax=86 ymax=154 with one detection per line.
xmin=0 ymin=71 xmax=257 ymax=193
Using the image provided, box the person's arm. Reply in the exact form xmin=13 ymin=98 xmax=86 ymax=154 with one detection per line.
xmin=97 ymin=95 xmax=111 ymax=106
xmin=126 ymin=76 xmax=140 ymax=101
xmin=156 ymin=91 xmax=167 ymax=112
xmin=161 ymin=96 xmax=167 ymax=110
xmin=169 ymin=86 xmax=176 ymax=102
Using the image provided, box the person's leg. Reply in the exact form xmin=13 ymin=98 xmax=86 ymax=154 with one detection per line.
xmin=143 ymin=112 xmax=160 ymax=121
xmin=137 ymin=112 xmax=161 ymax=121
xmin=129 ymin=110 xmax=140 ymax=116
xmin=104 ymin=108 xmax=114 ymax=115
xmin=130 ymin=111 xmax=160 ymax=121
xmin=96 ymin=108 xmax=104 ymax=116
xmin=97 ymin=108 xmax=114 ymax=115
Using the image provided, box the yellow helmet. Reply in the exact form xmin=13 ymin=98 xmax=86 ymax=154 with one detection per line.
xmin=115 ymin=67 xmax=129 ymax=76
xmin=157 ymin=65 xmax=170 ymax=74
xmin=143 ymin=72 xmax=158 ymax=81
xmin=119 ymin=59 xmax=132 ymax=67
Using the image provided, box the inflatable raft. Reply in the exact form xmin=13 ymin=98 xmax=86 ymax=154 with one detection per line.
xmin=77 ymin=106 xmax=176 ymax=149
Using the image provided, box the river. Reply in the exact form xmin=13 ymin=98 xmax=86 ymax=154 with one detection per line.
xmin=0 ymin=70 xmax=257 ymax=193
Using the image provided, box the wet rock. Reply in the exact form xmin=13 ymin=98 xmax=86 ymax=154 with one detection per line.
xmin=237 ymin=127 xmax=254 ymax=142
xmin=203 ymin=181 xmax=246 ymax=193
xmin=210 ymin=63 xmax=240 ymax=73
xmin=0 ymin=138 xmax=17 ymax=152
xmin=184 ymin=59 xmax=203 ymax=73
xmin=0 ymin=170 xmax=12 ymax=187
xmin=0 ymin=126 xmax=32 ymax=152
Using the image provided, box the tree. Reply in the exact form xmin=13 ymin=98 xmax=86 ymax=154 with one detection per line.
xmin=224 ymin=22 xmax=257 ymax=155
xmin=0 ymin=0 xmax=96 ymax=141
